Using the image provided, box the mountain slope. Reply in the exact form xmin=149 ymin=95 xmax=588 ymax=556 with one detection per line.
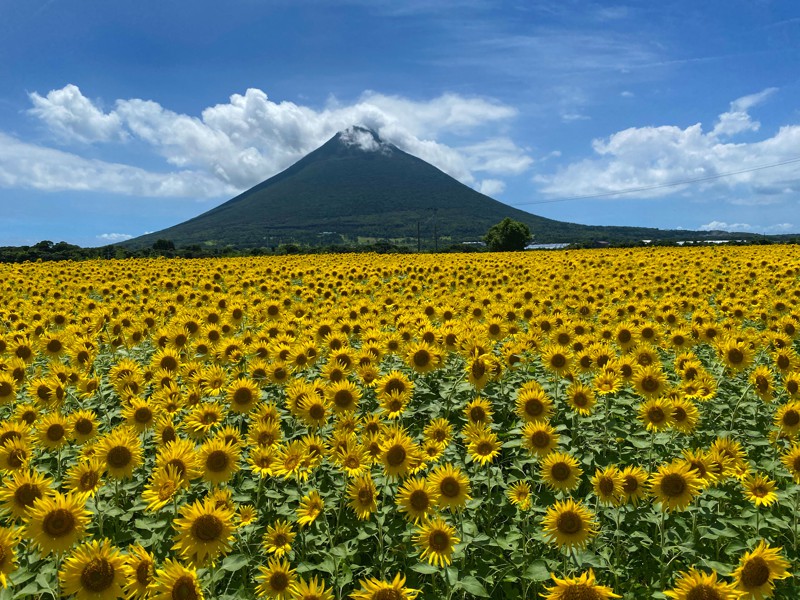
xmin=122 ymin=127 xmax=744 ymax=249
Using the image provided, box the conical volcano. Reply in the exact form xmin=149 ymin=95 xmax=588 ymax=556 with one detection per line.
xmin=121 ymin=126 xmax=723 ymax=249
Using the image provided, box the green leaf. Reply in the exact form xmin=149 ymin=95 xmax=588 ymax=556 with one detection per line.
xmin=523 ymin=561 xmax=551 ymax=581
xmin=221 ymin=554 xmax=251 ymax=572
xmin=411 ymin=563 xmax=440 ymax=574
xmin=458 ymin=575 xmax=490 ymax=597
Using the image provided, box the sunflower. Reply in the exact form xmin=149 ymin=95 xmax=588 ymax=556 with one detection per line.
xmin=664 ymin=568 xmax=741 ymax=600
xmin=0 ymin=373 xmax=16 ymax=405
xmin=467 ymin=428 xmax=501 ymax=466
xmin=718 ymin=337 xmax=754 ymax=372
xmin=297 ymin=490 xmax=324 ymax=527
xmin=299 ymin=394 xmax=331 ymax=429
xmin=262 ymin=520 xmax=295 ymax=557
xmin=780 ymin=444 xmax=800 ymax=482
xmin=24 ymin=491 xmax=91 ymax=556
xmin=291 ymin=576 xmax=335 ymax=600
xmin=396 ymin=477 xmax=440 ymax=523
xmin=350 ymin=573 xmax=419 ymax=600
xmin=381 ymin=431 xmax=421 ymax=478
xmin=0 ymin=468 xmax=54 ymax=519
xmin=541 ymin=451 xmax=583 ymax=493
xmin=222 ymin=377 xmax=260 ymax=414
xmin=464 ymin=397 xmax=494 ymax=425
xmin=185 ymin=401 xmax=225 ymax=439
xmin=273 ymin=440 xmax=308 ymax=480
xmin=249 ymin=420 xmax=283 ymax=449
xmin=543 ymin=569 xmax=621 ymax=600
xmin=0 ymin=527 xmax=19 ymax=588
xmin=774 ymin=401 xmax=800 ymax=435
xmin=255 ymin=557 xmax=296 ymax=600
xmin=59 ymin=538 xmax=126 ymax=600
xmin=347 ymin=473 xmax=378 ymax=520
xmin=506 ymin=481 xmax=532 ymax=510
xmin=122 ymin=544 xmax=154 ymax=600
xmin=13 ymin=402 xmax=39 ymax=426
xmin=0 ymin=438 xmax=31 ymax=472
xmin=619 ymin=465 xmax=649 ymax=505
xmin=156 ymin=438 xmax=200 ymax=484
xmin=94 ymin=427 xmax=143 ymax=480
xmin=428 ymin=463 xmax=471 ymax=511
xmin=521 ymin=421 xmax=559 ymax=457
xmin=542 ymin=498 xmax=598 ymax=550
xmin=649 ymin=461 xmax=702 ymax=511
xmin=731 ymin=540 xmax=791 ymax=600
xmin=632 ymin=365 xmax=667 ymax=399
xmin=404 ymin=341 xmax=442 ymax=374
xmin=541 ymin=345 xmax=572 ymax=376
xmin=466 ymin=353 xmax=500 ymax=390
xmin=515 ymin=387 xmax=554 ymax=422
xmin=142 ymin=465 xmax=183 ymax=512
xmin=742 ymin=474 xmax=778 ymax=508
xmin=150 ymin=558 xmax=204 ymax=600
xmin=592 ymin=465 xmax=624 ymax=506
xmin=414 ymin=517 xmax=459 ymax=568
xmin=750 ymin=365 xmax=775 ymax=403
xmin=593 ymin=369 xmax=622 ymax=395
xmin=198 ymin=438 xmax=241 ymax=485
xmin=172 ymin=498 xmax=235 ymax=567
xmin=681 ymin=449 xmax=717 ymax=489
xmin=565 ymin=382 xmax=597 ymax=416
xmin=423 ymin=418 xmax=453 ymax=446
xmin=784 ymin=371 xmax=800 ymax=399
xmin=638 ymin=397 xmax=675 ymax=432
xmin=69 ymin=409 xmax=99 ymax=444
xmin=326 ymin=380 xmax=362 ymax=413
xmin=375 ymin=370 xmax=413 ymax=404
xmin=671 ymin=397 xmax=700 ymax=434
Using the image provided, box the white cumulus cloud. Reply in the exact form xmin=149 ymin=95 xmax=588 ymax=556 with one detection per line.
xmin=536 ymin=88 xmax=800 ymax=203
xmin=29 ymin=84 xmax=124 ymax=143
xmin=14 ymin=85 xmax=531 ymax=196
xmin=698 ymin=221 xmax=752 ymax=232
xmin=476 ymin=179 xmax=506 ymax=196
xmin=97 ymin=233 xmax=133 ymax=242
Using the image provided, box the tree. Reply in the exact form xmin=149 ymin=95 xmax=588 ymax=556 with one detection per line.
xmin=483 ymin=218 xmax=532 ymax=251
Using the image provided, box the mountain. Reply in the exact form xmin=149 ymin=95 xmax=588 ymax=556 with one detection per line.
xmin=121 ymin=126 xmax=749 ymax=249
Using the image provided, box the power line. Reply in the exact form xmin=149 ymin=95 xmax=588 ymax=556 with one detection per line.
xmin=516 ymin=155 xmax=800 ymax=207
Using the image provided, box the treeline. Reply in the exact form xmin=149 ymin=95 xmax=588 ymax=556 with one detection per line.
xmin=1 ymin=236 xmax=798 ymax=263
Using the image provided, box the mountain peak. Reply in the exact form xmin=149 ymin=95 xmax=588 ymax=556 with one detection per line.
xmin=336 ymin=125 xmax=393 ymax=155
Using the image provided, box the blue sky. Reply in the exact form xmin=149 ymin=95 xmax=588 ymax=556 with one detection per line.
xmin=1 ymin=0 xmax=799 ymax=246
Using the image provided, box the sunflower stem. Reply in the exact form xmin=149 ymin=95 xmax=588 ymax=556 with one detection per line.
xmin=658 ymin=509 xmax=667 ymax=590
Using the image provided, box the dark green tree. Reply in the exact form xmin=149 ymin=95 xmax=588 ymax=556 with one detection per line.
xmin=483 ymin=218 xmax=532 ymax=251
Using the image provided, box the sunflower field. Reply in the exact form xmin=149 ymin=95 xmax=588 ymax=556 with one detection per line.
xmin=0 ymin=245 xmax=799 ymax=600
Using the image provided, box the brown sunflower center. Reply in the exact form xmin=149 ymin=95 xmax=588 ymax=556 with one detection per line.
xmin=80 ymin=557 xmax=115 ymax=592
xmin=470 ymin=406 xmax=487 ymax=422
xmin=647 ymin=407 xmax=666 ymax=423
xmin=134 ymin=407 xmax=153 ymax=424
xmin=413 ymin=350 xmax=431 ymax=367
xmin=598 ymin=477 xmax=615 ymax=496
xmin=7 ymin=448 xmax=26 ymax=468
xmin=206 ymin=450 xmax=230 ymax=472
xmin=46 ymin=424 xmax=65 ymax=442
xmin=15 ymin=483 xmax=42 ymax=508
xmin=531 ymin=430 xmax=551 ymax=448
xmin=107 ymin=446 xmax=133 ymax=470
xmin=661 ymin=473 xmax=687 ymax=497
xmin=556 ymin=510 xmax=583 ymax=535
xmin=685 ymin=585 xmax=723 ymax=600
xmin=136 ymin=560 xmax=152 ymax=586
xmin=233 ymin=388 xmax=254 ymax=406
xmin=172 ymin=575 xmax=199 ymax=600
xmin=384 ymin=379 xmax=406 ymax=395
xmin=191 ymin=514 xmax=223 ymax=542
xmin=783 ymin=410 xmax=800 ymax=427
xmin=46 ymin=339 xmax=63 ymax=354
xmin=440 ymin=477 xmax=461 ymax=498
xmin=727 ymin=348 xmax=744 ymax=365
xmin=559 ymin=584 xmax=601 ymax=600
xmin=549 ymin=354 xmax=567 ymax=369
xmin=476 ymin=441 xmax=494 ymax=456
xmin=75 ymin=418 xmax=94 ymax=435
xmin=551 ymin=462 xmax=571 ymax=482
xmin=79 ymin=470 xmax=100 ymax=491
xmin=429 ymin=530 xmax=450 ymax=551
xmin=43 ymin=508 xmax=76 ymax=537
xmin=409 ymin=490 xmax=430 ymax=511
xmin=641 ymin=376 xmax=660 ymax=393
xmin=334 ymin=390 xmax=354 ymax=409
xmin=273 ymin=533 xmax=288 ymax=547
xmin=0 ymin=382 xmax=12 ymax=397
xmin=269 ymin=571 xmax=290 ymax=592
xmin=308 ymin=403 xmax=325 ymax=421
xmin=385 ymin=445 xmax=407 ymax=467
xmin=524 ymin=399 xmax=544 ymax=417
xmin=357 ymin=488 xmax=373 ymax=504
xmin=375 ymin=589 xmax=403 ymax=600
xmin=623 ymin=475 xmax=639 ymax=494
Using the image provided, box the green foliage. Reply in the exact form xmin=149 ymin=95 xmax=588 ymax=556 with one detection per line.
xmin=483 ymin=218 xmax=533 ymax=251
